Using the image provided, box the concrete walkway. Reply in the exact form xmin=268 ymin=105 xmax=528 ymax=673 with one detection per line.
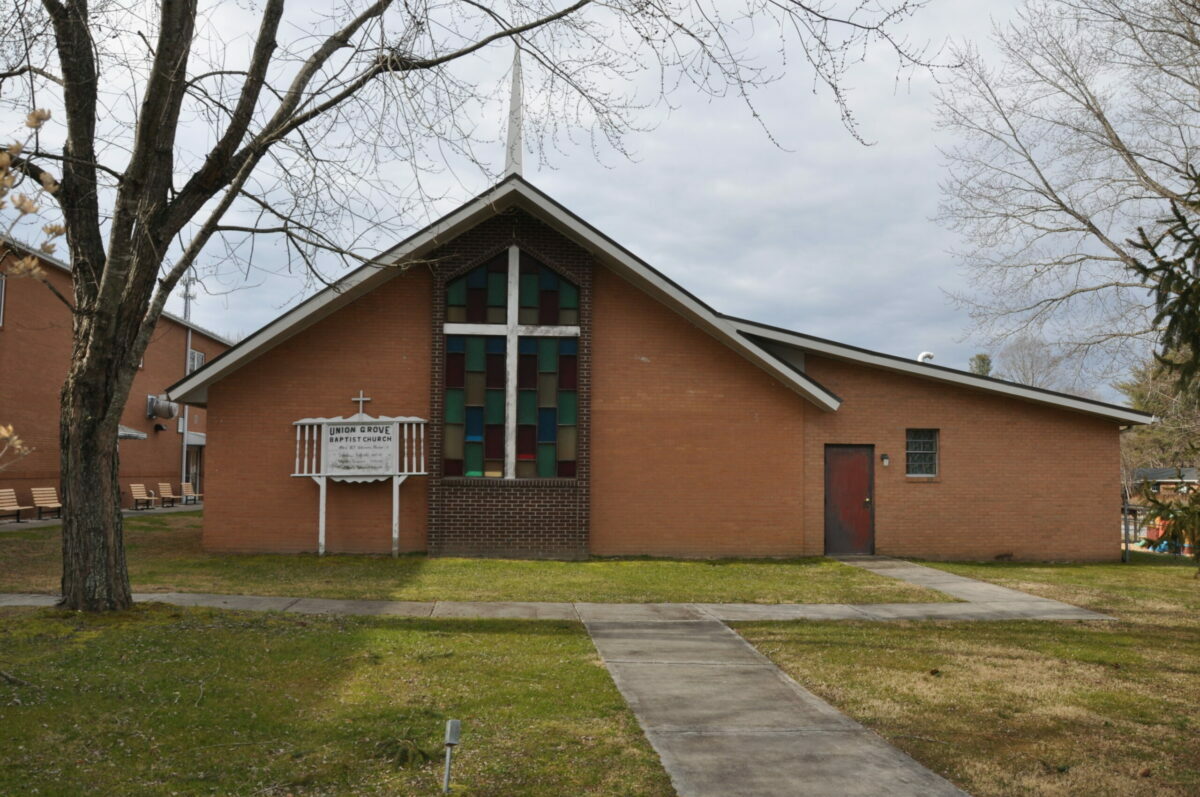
xmin=0 ymin=558 xmax=1113 ymax=797
xmin=589 ymin=618 xmax=967 ymax=796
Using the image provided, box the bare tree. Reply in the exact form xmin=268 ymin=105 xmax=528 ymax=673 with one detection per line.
xmin=936 ymin=0 xmax=1200 ymax=375
xmin=0 ymin=0 xmax=936 ymax=610
xmin=994 ymin=333 xmax=1065 ymax=389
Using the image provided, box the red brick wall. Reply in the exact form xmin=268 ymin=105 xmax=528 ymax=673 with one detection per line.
xmin=590 ymin=267 xmax=809 ymax=557
xmin=0 ymin=257 xmax=226 ymax=507
xmin=203 ymin=270 xmax=431 ymax=553
xmin=802 ymin=355 xmax=1120 ymax=561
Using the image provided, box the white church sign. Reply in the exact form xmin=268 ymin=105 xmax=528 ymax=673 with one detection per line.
xmin=292 ymin=391 xmax=427 ymax=556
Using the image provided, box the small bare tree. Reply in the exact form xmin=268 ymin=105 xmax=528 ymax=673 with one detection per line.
xmin=994 ymin=333 xmax=1066 ymax=389
xmin=0 ymin=0 xmax=937 ymax=610
xmin=936 ymin=0 xmax=1200 ymax=374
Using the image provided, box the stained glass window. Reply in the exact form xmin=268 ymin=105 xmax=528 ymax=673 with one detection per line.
xmin=516 ymin=336 xmax=578 ymax=477
xmin=446 ymin=253 xmax=508 ymax=324
xmin=444 ymin=334 xmax=506 ymax=477
xmin=443 ymin=247 xmax=580 ymax=479
xmin=519 ymin=252 xmax=579 ymax=326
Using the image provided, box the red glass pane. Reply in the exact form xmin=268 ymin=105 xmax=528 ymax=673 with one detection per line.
xmin=486 ymin=353 xmax=505 ymax=388
xmin=487 ymin=253 xmax=508 ymax=271
xmin=518 ymin=354 xmax=537 ymax=389
xmin=444 ymin=459 xmax=464 ymax=477
xmin=466 ymin=288 xmax=487 ymax=323
xmin=446 ymin=353 xmax=465 ymax=387
xmin=517 ymin=425 xmax=536 ymax=458
xmin=557 ymin=460 xmax=576 ymax=478
xmin=485 ymin=425 xmax=504 ymax=459
xmin=538 ymin=290 xmax=559 ymax=325
xmin=558 ymin=355 xmax=577 ymax=389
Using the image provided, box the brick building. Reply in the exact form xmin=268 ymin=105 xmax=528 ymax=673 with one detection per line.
xmin=169 ymin=177 xmax=1151 ymax=561
xmin=0 ymin=241 xmax=230 ymax=509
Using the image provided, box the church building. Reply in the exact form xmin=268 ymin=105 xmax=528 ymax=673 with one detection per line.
xmin=169 ymin=173 xmax=1151 ymax=562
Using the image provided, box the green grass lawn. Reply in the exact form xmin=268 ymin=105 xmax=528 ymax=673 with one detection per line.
xmin=0 ymin=512 xmax=946 ymax=604
xmin=0 ymin=604 xmax=671 ymax=796
xmin=736 ymin=552 xmax=1200 ymax=797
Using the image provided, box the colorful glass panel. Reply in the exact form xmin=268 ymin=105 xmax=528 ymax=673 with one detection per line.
xmin=446 ymin=254 xmax=507 ymax=325
xmin=518 ymin=252 xmax=579 ymax=326
xmin=445 ymin=333 xmax=506 ymax=478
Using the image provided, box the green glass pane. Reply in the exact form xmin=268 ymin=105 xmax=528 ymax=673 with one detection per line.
xmin=447 ymin=279 xmax=467 ymax=306
xmin=518 ymin=390 xmax=537 ymax=424
xmin=519 ymin=273 xmax=539 ymax=307
xmin=465 ymin=443 xmax=484 ymax=476
xmin=487 ymin=272 xmax=507 ymax=306
xmin=537 ymin=443 xmax=556 ymax=477
xmin=485 ymin=389 xmax=505 ymax=424
xmin=445 ymin=389 xmax=465 ymax=423
xmin=560 ymin=281 xmax=579 ymax=309
xmin=558 ymin=391 xmax=577 ymax=425
xmin=538 ymin=338 xmax=558 ymax=371
xmin=466 ymin=336 xmax=486 ymax=371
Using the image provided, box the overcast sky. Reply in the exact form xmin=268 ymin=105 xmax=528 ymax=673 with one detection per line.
xmin=175 ymin=1 xmax=1023 ymax=375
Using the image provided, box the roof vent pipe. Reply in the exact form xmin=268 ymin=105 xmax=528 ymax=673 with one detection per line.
xmin=146 ymin=395 xmax=179 ymax=419
xmin=917 ymin=352 xmax=935 ymax=363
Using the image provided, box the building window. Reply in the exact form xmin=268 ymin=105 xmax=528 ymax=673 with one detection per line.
xmin=905 ymin=429 xmax=938 ymax=476
xmin=442 ymin=247 xmax=580 ymax=479
xmin=187 ymin=349 xmax=205 ymax=374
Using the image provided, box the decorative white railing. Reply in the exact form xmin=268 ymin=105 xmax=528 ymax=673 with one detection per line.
xmin=291 ymin=416 xmax=427 ymax=479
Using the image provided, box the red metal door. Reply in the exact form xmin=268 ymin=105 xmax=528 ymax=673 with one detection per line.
xmin=824 ymin=445 xmax=875 ymax=555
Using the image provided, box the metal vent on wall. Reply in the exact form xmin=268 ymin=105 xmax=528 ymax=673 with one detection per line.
xmin=146 ymin=395 xmax=179 ymax=419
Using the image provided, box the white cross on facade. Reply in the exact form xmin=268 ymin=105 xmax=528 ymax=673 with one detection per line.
xmin=352 ymin=390 xmax=372 ymax=415
xmin=442 ymin=246 xmax=580 ymax=478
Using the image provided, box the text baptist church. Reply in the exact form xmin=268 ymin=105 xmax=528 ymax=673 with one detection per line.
xmin=167 ymin=170 xmax=1151 ymax=562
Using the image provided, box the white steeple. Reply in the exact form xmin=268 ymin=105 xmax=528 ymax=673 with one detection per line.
xmin=504 ymin=45 xmax=523 ymax=177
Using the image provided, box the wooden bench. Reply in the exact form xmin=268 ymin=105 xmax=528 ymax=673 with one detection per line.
xmin=129 ymin=484 xmax=158 ymax=511
xmin=31 ymin=487 xmax=61 ymax=520
xmin=0 ymin=488 xmax=32 ymax=523
xmin=157 ymin=483 xmax=179 ymax=508
xmin=181 ymin=483 xmax=203 ymax=504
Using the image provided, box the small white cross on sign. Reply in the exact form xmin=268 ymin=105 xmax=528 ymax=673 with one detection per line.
xmin=352 ymin=390 xmax=372 ymax=415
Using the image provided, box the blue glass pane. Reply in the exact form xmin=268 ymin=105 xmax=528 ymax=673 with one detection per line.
xmin=518 ymin=338 xmax=537 ymax=355
xmin=538 ymin=408 xmax=557 ymax=442
xmin=539 ymin=267 xmax=559 ymax=290
xmin=466 ymin=267 xmax=487 ymax=288
xmin=559 ymin=338 xmax=578 ymax=355
xmin=446 ymin=335 xmax=466 ymax=353
xmin=465 ymin=406 xmax=484 ymax=441
xmin=486 ymin=336 xmax=506 ymax=354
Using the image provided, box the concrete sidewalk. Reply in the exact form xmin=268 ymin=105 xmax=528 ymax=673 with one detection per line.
xmin=589 ymin=619 xmax=967 ymax=796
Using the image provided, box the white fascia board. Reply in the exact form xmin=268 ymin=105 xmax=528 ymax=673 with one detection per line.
xmin=506 ymin=185 xmax=842 ymax=411
xmin=731 ymin=318 xmax=1153 ymax=425
xmin=169 ymin=182 xmax=524 ymax=404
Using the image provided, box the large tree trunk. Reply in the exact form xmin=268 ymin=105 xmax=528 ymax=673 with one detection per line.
xmin=58 ymin=371 xmax=132 ymax=612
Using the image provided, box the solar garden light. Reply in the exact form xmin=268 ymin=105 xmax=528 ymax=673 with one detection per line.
xmin=442 ymin=719 xmax=461 ymax=794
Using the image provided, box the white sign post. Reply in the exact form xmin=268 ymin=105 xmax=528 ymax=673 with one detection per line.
xmin=292 ymin=393 xmax=426 ymax=556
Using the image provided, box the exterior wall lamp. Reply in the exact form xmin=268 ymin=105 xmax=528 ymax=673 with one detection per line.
xmin=880 ymin=453 xmax=890 ymax=467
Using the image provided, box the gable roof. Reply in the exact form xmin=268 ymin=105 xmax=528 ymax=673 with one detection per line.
xmin=729 ymin=316 xmax=1153 ymax=425
xmin=1133 ymin=467 xmax=1198 ymax=483
xmin=167 ymin=175 xmax=841 ymax=410
xmin=166 ymin=175 xmax=1151 ymax=427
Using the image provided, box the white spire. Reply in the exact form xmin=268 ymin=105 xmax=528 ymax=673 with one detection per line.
xmin=504 ymin=45 xmax=523 ymax=177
